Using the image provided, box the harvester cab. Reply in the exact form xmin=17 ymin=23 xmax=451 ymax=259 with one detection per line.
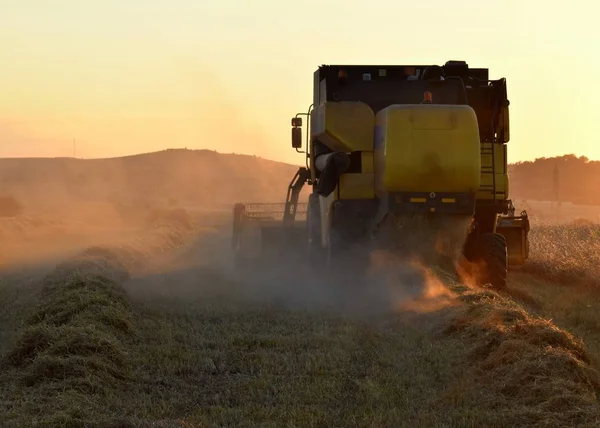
xmin=232 ymin=60 xmax=531 ymax=290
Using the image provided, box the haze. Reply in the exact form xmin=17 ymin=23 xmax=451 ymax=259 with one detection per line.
xmin=0 ymin=0 xmax=598 ymax=164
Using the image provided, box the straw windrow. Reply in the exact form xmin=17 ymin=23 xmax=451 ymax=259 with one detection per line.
xmin=0 ymin=208 xmax=194 ymax=426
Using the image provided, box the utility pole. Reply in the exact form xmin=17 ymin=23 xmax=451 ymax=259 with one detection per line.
xmin=553 ymin=163 xmax=560 ymax=220
xmin=553 ymin=163 xmax=560 ymax=202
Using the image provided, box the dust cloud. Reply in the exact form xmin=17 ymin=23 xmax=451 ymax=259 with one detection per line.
xmin=0 ymin=150 xmax=472 ymax=327
xmin=124 ymin=210 xmax=472 ymax=323
xmin=0 ymin=149 xmax=298 ymax=271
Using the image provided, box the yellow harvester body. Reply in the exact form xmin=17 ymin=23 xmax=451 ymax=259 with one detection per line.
xmin=231 ymin=61 xmax=530 ymax=290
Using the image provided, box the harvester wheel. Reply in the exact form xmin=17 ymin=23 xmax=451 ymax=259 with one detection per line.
xmin=474 ymin=232 xmax=508 ymax=291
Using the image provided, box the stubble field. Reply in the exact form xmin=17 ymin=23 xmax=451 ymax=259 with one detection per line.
xmin=1 ymin=199 xmax=600 ymax=427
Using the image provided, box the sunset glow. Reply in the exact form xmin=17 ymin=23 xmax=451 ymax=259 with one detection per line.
xmin=1 ymin=0 xmax=598 ymax=164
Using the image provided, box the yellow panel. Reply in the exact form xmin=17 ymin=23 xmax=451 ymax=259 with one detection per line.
xmin=338 ymin=173 xmax=375 ymax=199
xmin=311 ymin=101 xmax=375 ymax=152
xmin=361 ymin=151 xmax=374 ymax=173
xmin=374 ymin=104 xmax=481 ymax=195
xmin=495 ymin=144 xmax=506 ymax=172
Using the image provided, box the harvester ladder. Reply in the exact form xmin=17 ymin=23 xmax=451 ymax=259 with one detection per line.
xmin=480 ymin=143 xmax=496 ymax=203
xmin=483 ymin=77 xmax=509 ymax=204
xmin=283 ymin=167 xmax=310 ymax=228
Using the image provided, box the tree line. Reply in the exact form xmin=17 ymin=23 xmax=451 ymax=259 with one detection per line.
xmin=508 ymin=154 xmax=600 ymax=204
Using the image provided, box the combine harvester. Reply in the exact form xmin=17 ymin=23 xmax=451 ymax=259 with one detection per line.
xmin=232 ymin=60 xmax=530 ymax=290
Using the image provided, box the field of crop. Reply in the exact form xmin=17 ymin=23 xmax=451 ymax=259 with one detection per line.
xmin=1 ymin=202 xmax=600 ymax=427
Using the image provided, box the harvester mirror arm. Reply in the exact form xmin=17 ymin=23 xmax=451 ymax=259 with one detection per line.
xmin=291 ymin=106 xmax=314 ymax=156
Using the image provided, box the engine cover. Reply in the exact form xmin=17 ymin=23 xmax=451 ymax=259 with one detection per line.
xmin=374 ymin=104 xmax=481 ymax=196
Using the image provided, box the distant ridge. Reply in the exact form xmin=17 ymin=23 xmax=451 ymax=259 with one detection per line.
xmin=0 ymin=149 xmax=307 ymax=213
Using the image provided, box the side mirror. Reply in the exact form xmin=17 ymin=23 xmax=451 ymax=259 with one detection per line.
xmin=292 ymin=127 xmax=302 ymax=149
xmin=291 ymin=117 xmax=302 ymax=148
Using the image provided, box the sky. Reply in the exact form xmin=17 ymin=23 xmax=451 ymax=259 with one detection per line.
xmin=0 ymin=0 xmax=598 ymax=166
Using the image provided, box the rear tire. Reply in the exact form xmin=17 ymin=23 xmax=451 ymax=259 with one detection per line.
xmin=474 ymin=232 xmax=508 ymax=291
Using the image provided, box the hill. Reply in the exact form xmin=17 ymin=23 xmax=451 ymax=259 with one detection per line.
xmin=0 ymin=149 xmax=305 ymax=220
xmin=0 ymin=149 xmax=597 ymax=224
